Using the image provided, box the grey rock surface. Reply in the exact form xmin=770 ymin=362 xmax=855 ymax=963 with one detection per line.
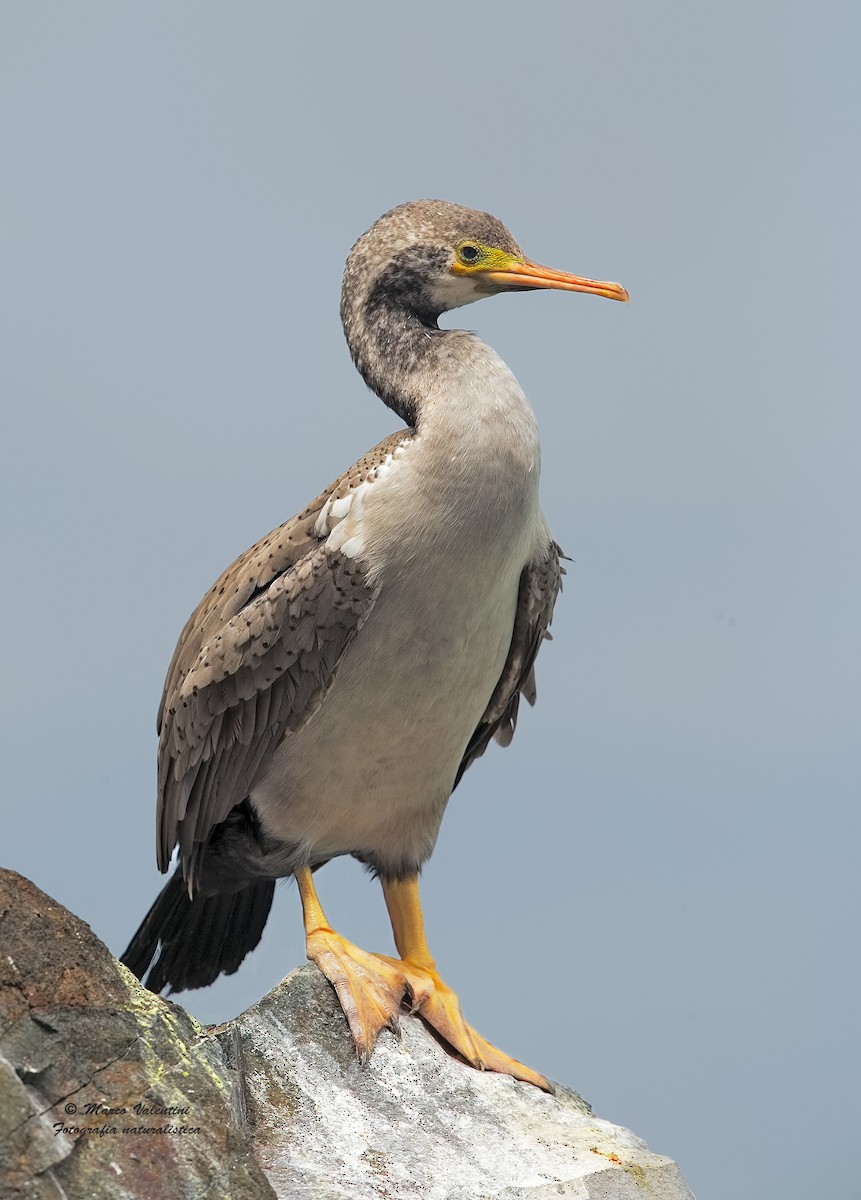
xmin=0 ymin=871 xmax=695 ymax=1199
xmin=232 ymin=967 xmax=695 ymax=1200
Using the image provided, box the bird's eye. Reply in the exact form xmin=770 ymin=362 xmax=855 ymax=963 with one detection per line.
xmin=459 ymin=244 xmax=481 ymax=263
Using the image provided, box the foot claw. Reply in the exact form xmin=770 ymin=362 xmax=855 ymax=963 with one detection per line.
xmin=396 ymin=959 xmax=551 ymax=1091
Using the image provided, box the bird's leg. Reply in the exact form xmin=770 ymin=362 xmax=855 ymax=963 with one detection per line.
xmin=379 ymin=875 xmax=553 ymax=1092
xmin=297 ymin=867 xmax=551 ymax=1090
xmin=295 ymin=865 xmax=406 ymax=1061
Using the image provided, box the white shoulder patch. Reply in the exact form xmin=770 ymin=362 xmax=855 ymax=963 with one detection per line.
xmin=313 ymin=496 xmax=334 ymax=537
xmin=313 ymin=442 xmax=411 ymax=548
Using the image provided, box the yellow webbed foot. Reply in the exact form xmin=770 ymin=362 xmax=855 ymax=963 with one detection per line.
xmin=377 ymin=954 xmax=553 ymax=1093
xmin=305 ymin=928 xmax=407 ymax=1062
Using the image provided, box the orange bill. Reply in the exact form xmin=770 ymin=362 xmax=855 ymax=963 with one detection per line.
xmin=483 ymin=259 xmax=629 ymax=302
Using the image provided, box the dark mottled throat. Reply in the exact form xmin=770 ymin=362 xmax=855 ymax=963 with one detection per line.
xmin=340 ymin=244 xmax=452 ymax=428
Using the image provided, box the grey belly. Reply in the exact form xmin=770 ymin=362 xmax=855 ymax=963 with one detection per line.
xmin=250 ymin=559 xmax=523 ymax=874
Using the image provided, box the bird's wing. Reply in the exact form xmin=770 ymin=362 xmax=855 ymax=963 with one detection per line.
xmin=155 ymin=430 xmax=412 ymax=877
xmin=455 ymin=535 xmax=563 ymax=786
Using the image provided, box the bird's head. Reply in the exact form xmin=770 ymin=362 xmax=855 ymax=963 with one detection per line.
xmin=342 ymin=199 xmax=628 ymax=325
xmin=341 ymin=199 xmax=628 ymax=425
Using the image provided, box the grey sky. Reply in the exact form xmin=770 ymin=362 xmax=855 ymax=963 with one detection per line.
xmin=1 ymin=4 xmax=858 ymax=1198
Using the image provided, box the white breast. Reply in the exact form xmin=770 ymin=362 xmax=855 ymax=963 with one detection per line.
xmin=251 ymin=334 xmax=546 ymax=873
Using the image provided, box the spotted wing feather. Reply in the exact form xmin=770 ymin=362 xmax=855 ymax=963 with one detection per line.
xmin=455 ymin=538 xmax=563 ymax=786
xmin=155 ymin=431 xmax=411 ymax=879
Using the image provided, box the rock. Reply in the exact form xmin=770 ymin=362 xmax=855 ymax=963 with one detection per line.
xmin=0 ymin=871 xmax=273 ymax=1200
xmin=0 ymin=871 xmax=695 ymax=1199
xmin=234 ymin=970 xmax=695 ymax=1200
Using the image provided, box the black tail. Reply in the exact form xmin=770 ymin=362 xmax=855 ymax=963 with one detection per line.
xmin=121 ymin=869 xmax=275 ymax=994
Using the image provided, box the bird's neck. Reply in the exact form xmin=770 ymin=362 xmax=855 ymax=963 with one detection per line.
xmin=341 ymin=287 xmax=442 ymax=426
xmin=341 ymin=292 xmax=539 ymax=460
xmin=343 ymin=290 xmax=541 ymax=541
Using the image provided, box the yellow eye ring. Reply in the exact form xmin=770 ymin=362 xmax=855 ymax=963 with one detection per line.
xmin=457 ymin=243 xmax=481 ymax=265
